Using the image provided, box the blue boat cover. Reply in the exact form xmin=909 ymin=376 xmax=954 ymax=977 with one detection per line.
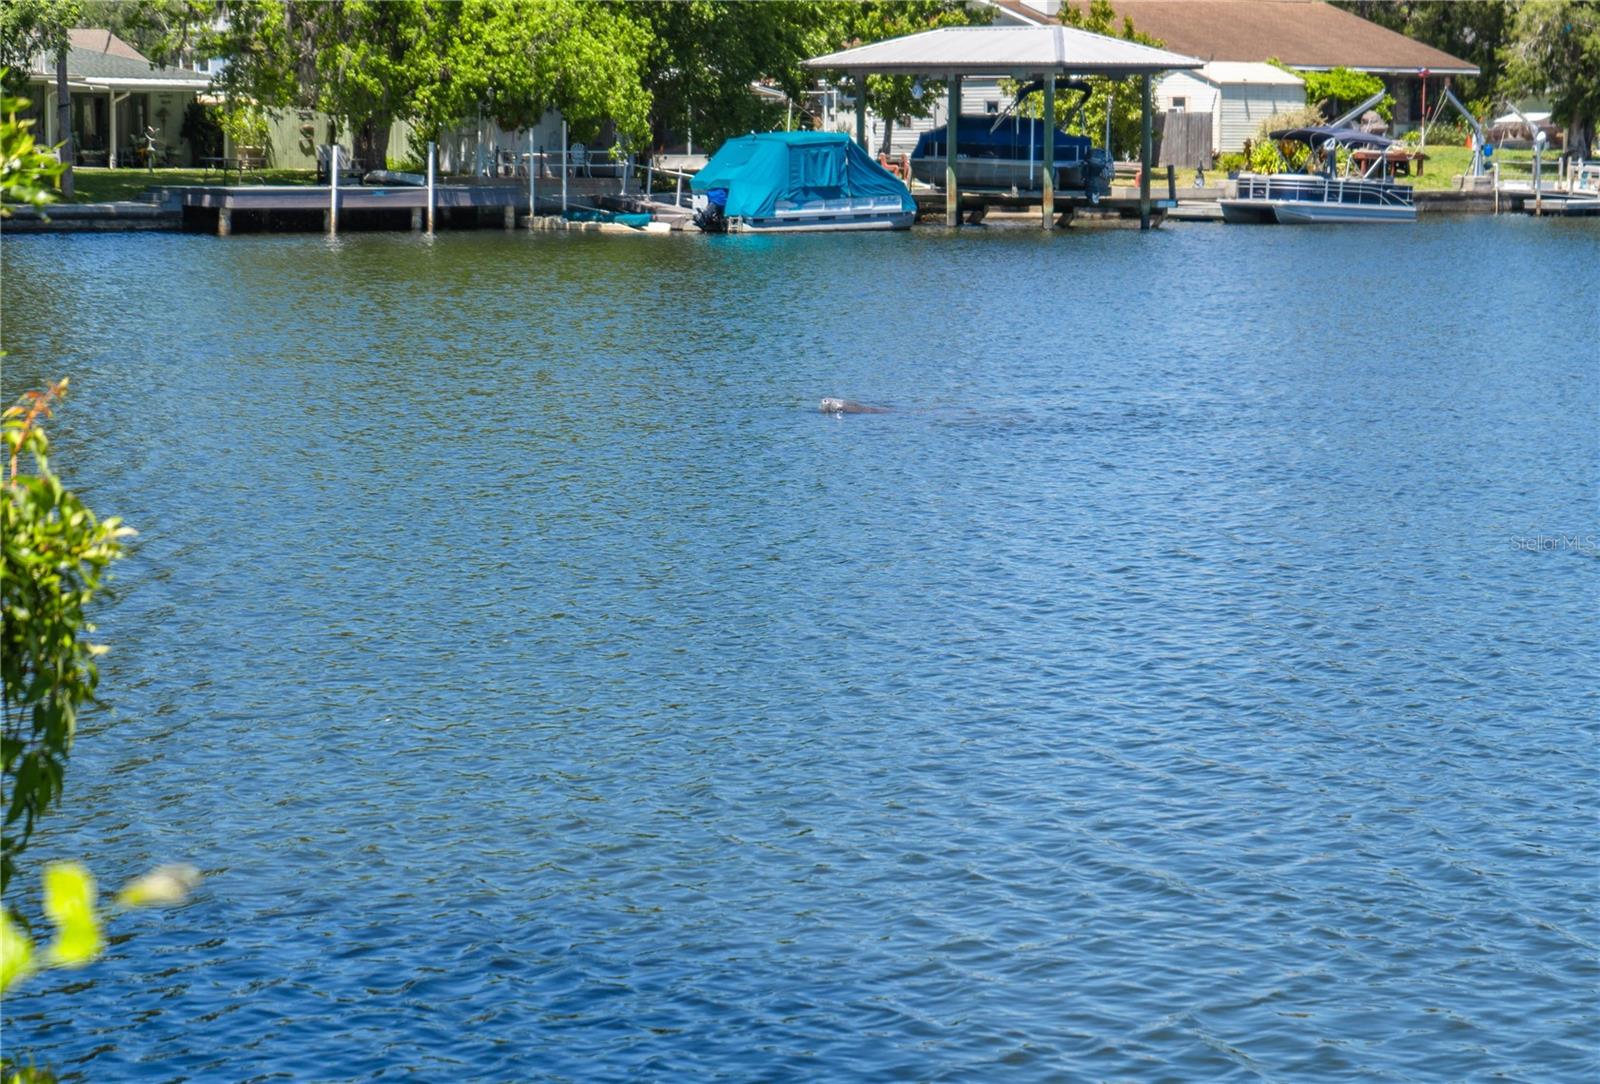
xmin=913 ymin=116 xmax=1091 ymax=161
xmin=692 ymin=131 xmax=915 ymax=218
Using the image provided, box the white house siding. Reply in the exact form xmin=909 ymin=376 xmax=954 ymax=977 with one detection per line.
xmin=1217 ymin=84 xmax=1305 ymax=152
xmin=1156 ymin=71 xmax=1220 ymax=118
xmin=857 ymin=77 xmax=1009 ymax=158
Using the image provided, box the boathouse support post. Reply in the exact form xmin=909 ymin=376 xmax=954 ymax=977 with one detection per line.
xmin=1042 ymin=75 xmax=1056 ymax=230
xmin=329 ymin=145 xmax=339 ymax=235
xmin=427 ymin=141 xmax=436 ymax=234
xmin=1139 ymin=73 xmax=1152 ymax=230
xmin=855 ymin=74 xmax=868 ymax=151
xmin=946 ymin=74 xmax=961 ymax=227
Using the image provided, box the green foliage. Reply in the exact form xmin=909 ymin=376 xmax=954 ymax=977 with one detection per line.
xmin=216 ymin=99 xmax=270 ymax=151
xmin=0 ymin=80 xmax=64 ymax=215
xmin=1252 ymin=105 xmax=1330 ymax=142
xmin=1330 ymin=1 xmax=1511 ymax=100
xmin=1 ymin=380 xmax=133 ymax=895
xmin=2 ymin=861 xmax=200 ymax=997
xmin=429 ymin=0 xmax=653 ymax=147
xmin=627 ymin=0 xmax=842 ymax=146
xmin=0 ymin=0 xmax=81 ymax=72
xmin=179 ymin=100 xmax=222 ymax=159
xmin=1052 ymin=0 xmax=1165 ymax=156
xmin=1213 ymin=150 xmax=1247 ymax=173
xmin=840 ymin=2 xmax=990 ymax=151
xmin=1501 ymin=0 xmax=1600 ymax=157
xmin=1270 ymin=60 xmax=1392 ymax=121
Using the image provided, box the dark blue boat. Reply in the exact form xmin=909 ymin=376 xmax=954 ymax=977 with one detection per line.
xmin=910 ymin=80 xmax=1112 ymax=196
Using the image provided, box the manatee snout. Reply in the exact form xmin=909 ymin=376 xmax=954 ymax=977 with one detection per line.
xmin=819 ymin=397 xmax=891 ymax=415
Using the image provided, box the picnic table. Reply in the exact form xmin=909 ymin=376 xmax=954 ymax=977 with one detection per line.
xmin=1350 ymin=148 xmax=1428 ymax=177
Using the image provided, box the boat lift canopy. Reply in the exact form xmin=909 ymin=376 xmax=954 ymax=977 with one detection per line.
xmin=805 ymin=24 xmax=1201 ymax=230
xmin=1269 ymin=126 xmax=1400 ymax=149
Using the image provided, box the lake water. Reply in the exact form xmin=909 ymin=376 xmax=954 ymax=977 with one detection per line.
xmin=2 ymin=216 xmax=1596 ymax=1081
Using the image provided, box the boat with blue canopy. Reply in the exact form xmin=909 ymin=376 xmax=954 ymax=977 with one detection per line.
xmin=691 ymin=131 xmax=916 ymax=233
xmin=1221 ymin=126 xmax=1417 ymax=224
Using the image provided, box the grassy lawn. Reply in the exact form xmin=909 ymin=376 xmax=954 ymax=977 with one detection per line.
xmin=63 ymin=167 xmax=319 ymax=203
xmin=1404 ymin=144 xmax=1550 ymax=190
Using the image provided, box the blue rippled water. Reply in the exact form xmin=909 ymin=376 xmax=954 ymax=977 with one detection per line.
xmin=2 ymin=216 xmax=1596 ymax=1081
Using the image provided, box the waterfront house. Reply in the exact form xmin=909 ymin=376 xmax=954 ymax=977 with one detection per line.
xmin=1000 ymin=1 xmax=1476 ymax=130
xmin=1154 ymin=61 xmax=1305 ymax=152
xmin=21 ymin=30 xmax=213 ymax=167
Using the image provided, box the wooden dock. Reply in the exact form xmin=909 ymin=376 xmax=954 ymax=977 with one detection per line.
xmin=168 ymin=182 xmax=539 ymax=234
xmin=911 ymin=187 xmax=1178 ymax=227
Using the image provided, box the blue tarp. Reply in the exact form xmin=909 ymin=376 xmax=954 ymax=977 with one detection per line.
xmin=692 ymin=131 xmax=915 ymax=219
xmin=913 ymin=116 xmax=1091 ymax=162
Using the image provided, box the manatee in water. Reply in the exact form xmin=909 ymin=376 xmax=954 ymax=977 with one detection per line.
xmin=819 ymin=397 xmax=891 ymax=415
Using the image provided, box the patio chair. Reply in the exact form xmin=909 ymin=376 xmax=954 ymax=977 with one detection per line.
xmin=569 ymin=142 xmax=592 ymax=178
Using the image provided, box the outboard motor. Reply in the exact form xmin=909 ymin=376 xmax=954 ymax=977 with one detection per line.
xmin=693 ymin=188 xmax=729 ymax=233
xmin=1082 ymin=148 xmax=1111 ymax=204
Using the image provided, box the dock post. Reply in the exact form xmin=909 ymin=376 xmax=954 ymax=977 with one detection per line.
xmin=1042 ymin=75 xmax=1055 ymax=230
xmin=329 ymin=145 xmax=339 ymax=235
xmin=1139 ymin=74 xmax=1152 ymax=230
xmin=410 ymin=208 xmax=422 ymax=231
xmin=855 ymin=74 xmax=868 ymax=151
xmin=946 ymin=75 xmax=962 ymax=227
xmin=427 ymin=142 xmax=437 ymax=233
xmin=504 ymin=205 xmax=516 ymax=230
xmin=528 ymin=129 xmax=536 ymax=219
xmin=561 ymin=121 xmax=569 ymax=213
xmin=216 ymin=207 xmax=231 ymax=237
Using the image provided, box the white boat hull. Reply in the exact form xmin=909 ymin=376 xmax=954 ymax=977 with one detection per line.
xmin=727 ymin=211 xmax=914 ymax=233
xmin=1221 ymin=172 xmax=1416 ymax=225
xmin=1221 ymin=198 xmax=1416 ymax=224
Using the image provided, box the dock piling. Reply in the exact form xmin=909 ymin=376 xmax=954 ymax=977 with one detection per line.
xmin=216 ymin=207 xmax=231 ymax=237
xmin=1139 ymin=75 xmax=1152 ymax=230
xmin=427 ymin=142 xmax=436 ymax=234
xmin=946 ymin=75 xmax=961 ymax=227
xmin=329 ymin=145 xmax=339 ymax=235
xmin=1042 ymin=76 xmax=1056 ymax=230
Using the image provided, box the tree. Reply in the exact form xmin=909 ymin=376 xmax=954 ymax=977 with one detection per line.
xmin=151 ymin=1 xmax=654 ymax=168
xmin=842 ymin=1 xmax=990 ymax=155
xmin=1502 ymin=0 xmax=1599 ymax=157
xmin=1044 ymin=0 xmax=1162 ymax=157
xmin=625 ymin=0 xmax=844 ymax=148
xmin=0 ymin=0 xmax=81 ymax=199
xmin=1331 ymin=1 xmax=1512 ymax=103
xmin=1 ymin=77 xmax=65 ymax=215
xmin=2 ymin=380 xmax=133 ymax=896
xmin=427 ymin=0 xmax=652 ymax=147
xmin=1274 ymin=62 xmax=1394 ymax=121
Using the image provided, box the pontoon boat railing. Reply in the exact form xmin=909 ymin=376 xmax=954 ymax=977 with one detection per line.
xmin=1234 ymin=174 xmax=1415 ymax=207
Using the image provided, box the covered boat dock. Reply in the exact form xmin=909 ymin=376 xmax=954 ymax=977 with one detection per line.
xmin=805 ymin=25 xmax=1202 ymax=229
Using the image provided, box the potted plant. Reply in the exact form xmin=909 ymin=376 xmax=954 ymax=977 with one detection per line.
xmin=218 ymin=101 xmax=271 ymax=170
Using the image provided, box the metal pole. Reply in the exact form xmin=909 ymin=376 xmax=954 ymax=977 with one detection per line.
xmin=855 ymin=73 xmax=868 ymax=151
xmin=1139 ymin=74 xmax=1153 ymax=230
xmin=1042 ymin=75 xmax=1055 ymax=230
xmin=527 ymin=130 xmax=535 ymax=218
xmin=561 ymin=120 xmax=569 ymax=213
xmin=427 ymin=141 xmax=436 ymax=233
xmin=329 ymin=144 xmax=339 ymax=234
xmin=946 ymin=75 xmax=961 ymax=227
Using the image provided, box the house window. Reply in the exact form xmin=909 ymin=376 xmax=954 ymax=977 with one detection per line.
xmin=1171 ymin=96 xmax=1186 ymax=112
xmin=985 ymin=100 xmax=1000 ymax=114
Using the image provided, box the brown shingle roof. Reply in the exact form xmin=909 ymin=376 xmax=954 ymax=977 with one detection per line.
xmin=1066 ymin=0 xmax=1477 ymax=74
